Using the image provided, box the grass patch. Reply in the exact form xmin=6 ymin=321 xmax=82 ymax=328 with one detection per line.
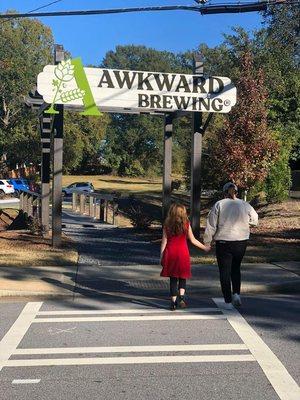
xmin=0 ymin=230 xmax=78 ymax=267
xmin=62 ymin=175 xmax=163 ymax=195
xmin=0 ymin=209 xmax=78 ymax=267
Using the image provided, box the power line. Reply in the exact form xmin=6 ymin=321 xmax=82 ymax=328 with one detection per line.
xmin=0 ymin=0 xmax=298 ymax=19
xmin=0 ymin=0 xmax=63 ymax=26
xmin=27 ymin=0 xmax=64 ymax=14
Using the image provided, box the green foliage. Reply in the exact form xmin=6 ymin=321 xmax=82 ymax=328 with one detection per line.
xmin=102 ymin=45 xmax=192 ymax=177
xmin=63 ymin=112 xmax=110 ymax=174
xmin=265 ymin=139 xmax=292 ymax=203
xmin=5 ymin=116 xmax=41 ymax=167
xmin=257 ymin=4 xmax=300 ymax=158
xmin=0 ymin=157 xmax=8 ymax=177
xmin=0 ymin=14 xmax=53 ymax=168
xmin=0 ymin=15 xmax=53 ymax=132
xmin=102 ymin=45 xmax=191 ymax=74
xmin=104 ymin=113 xmax=163 ymax=176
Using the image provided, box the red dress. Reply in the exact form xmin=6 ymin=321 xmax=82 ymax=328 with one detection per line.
xmin=160 ymin=222 xmax=191 ymax=279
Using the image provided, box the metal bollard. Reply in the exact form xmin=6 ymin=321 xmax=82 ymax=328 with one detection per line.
xmin=89 ymin=196 xmax=94 ymax=217
xmin=28 ymin=195 xmax=33 ymax=217
xmin=20 ymin=192 xmax=24 ymax=210
xmin=99 ymin=199 xmax=105 ymax=221
xmin=105 ymin=200 xmax=108 ymax=223
xmin=79 ymin=194 xmax=85 ymax=214
xmin=23 ymin=193 xmax=28 ymax=214
xmin=72 ymin=192 xmax=77 ymax=212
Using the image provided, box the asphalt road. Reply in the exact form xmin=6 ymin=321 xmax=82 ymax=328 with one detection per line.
xmin=0 ymin=294 xmax=299 ymax=400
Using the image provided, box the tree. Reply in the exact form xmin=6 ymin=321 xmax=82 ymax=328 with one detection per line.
xmin=102 ymin=45 xmax=192 ymax=176
xmin=204 ymin=51 xmax=278 ymax=196
xmin=104 ymin=113 xmax=164 ymax=176
xmin=0 ymin=154 xmax=8 ymax=177
xmin=0 ymin=15 xmax=53 ymax=130
xmin=63 ymin=112 xmax=110 ymax=174
xmin=256 ymin=3 xmax=300 ymax=162
xmin=265 ymin=137 xmax=292 ymax=203
xmin=0 ymin=13 xmax=54 ymax=168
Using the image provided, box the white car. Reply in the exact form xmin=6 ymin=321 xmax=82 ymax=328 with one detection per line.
xmin=0 ymin=179 xmax=15 ymax=196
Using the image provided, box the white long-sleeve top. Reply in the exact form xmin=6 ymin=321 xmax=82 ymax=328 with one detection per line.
xmin=203 ymin=198 xmax=258 ymax=244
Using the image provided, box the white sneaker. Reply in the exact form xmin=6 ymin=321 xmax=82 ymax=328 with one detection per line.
xmin=223 ymin=302 xmax=233 ymax=310
xmin=232 ymin=293 xmax=242 ymax=307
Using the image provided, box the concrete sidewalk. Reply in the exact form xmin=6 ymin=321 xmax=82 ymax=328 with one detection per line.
xmin=0 ymin=261 xmax=299 ymax=299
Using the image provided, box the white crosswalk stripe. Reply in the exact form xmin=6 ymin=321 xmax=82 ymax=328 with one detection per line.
xmin=14 ymin=343 xmax=248 ymax=355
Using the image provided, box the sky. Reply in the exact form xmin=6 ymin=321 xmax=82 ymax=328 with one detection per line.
xmin=1 ymin=1 xmax=264 ymax=66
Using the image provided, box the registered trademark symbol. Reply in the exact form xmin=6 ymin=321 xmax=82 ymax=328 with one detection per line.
xmin=224 ymin=99 xmax=231 ymax=106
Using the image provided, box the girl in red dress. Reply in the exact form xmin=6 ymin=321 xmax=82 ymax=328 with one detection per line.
xmin=160 ymin=203 xmax=209 ymax=310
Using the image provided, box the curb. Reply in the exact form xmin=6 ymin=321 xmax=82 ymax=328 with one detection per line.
xmin=1 ymin=281 xmax=298 ymax=300
xmin=0 ymin=290 xmax=74 ymax=299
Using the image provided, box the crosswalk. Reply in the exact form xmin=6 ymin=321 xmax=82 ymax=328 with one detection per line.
xmin=0 ymin=300 xmax=299 ymax=400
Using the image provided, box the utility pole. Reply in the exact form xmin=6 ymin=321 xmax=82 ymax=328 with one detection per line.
xmin=51 ymin=44 xmax=64 ymax=247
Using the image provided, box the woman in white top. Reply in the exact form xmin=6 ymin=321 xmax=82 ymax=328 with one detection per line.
xmin=204 ymin=182 xmax=258 ymax=307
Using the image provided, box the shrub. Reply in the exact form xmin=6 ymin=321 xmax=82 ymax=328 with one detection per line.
xmin=126 ymin=205 xmax=154 ymax=230
xmin=171 ymin=180 xmax=182 ymax=192
xmin=265 ymin=144 xmax=291 ymax=203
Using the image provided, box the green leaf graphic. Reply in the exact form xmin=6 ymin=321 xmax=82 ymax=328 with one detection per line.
xmin=60 ymin=88 xmax=85 ymax=103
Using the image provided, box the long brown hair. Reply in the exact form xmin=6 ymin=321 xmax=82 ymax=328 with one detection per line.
xmin=164 ymin=203 xmax=189 ymax=236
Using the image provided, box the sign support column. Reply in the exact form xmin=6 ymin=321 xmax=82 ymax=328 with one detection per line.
xmin=190 ymin=54 xmax=204 ymax=238
xmin=162 ymin=113 xmax=173 ymax=220
xmin=40 ymin=113 xmax=52 ymax=235
xmin=52 ymin=45 xmax=64 ymax=247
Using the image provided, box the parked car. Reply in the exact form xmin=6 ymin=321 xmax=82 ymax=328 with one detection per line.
xmin=62 ymin=182 xmax=94 ymax=196
xmin=8 ymin=178 xmax=29 ymax=195
xmin=0 ymin=179 xmax=15 ymax=197
xmin=201 ymin=189 xmax=218 ymax=198
xmin=28 ymin=181 xmax=40 ymax=193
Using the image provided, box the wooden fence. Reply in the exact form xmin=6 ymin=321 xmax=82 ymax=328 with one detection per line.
xmin=19 ymin=190 xmax=42 ymax=220
xmin=71 ymin=191 xmax=118 ymax=225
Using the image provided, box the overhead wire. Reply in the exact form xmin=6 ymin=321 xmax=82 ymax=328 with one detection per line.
xmin=0 ymin=0 xmax=64 ymax=26
xmin=0 ymin=0 xmax=298 ymax=19
xmin=26 ymin=0 xmax=64 ymax=14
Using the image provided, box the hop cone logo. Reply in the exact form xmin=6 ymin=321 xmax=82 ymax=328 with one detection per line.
xmin=54 ymin=60 xmax=75 ymax=82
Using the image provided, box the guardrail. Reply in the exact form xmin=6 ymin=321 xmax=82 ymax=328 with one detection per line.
xmin=19 ymin=189 xmax=42 ymax=220
xmin=71 ymin=191 xmax=118 ymax=225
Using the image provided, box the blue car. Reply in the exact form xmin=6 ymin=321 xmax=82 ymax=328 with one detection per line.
xmin=8 ymin=178 xmax=29 ymax=195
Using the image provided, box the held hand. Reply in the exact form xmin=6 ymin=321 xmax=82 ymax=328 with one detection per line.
xmin=203 ymin=244 xmax=211 ymax=253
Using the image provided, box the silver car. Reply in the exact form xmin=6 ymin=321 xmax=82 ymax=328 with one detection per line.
xmin=62 ymin=182 xmax=94 ymax=196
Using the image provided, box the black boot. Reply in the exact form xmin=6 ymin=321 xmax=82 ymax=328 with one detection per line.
xmin=178 ymin=295 xmax=187 ymax=309
xmin=170 ymin=301 xmax=177 ymax=311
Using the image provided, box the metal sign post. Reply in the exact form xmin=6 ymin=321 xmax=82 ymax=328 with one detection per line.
xmin=40 ymin=114 xmax=52 ymax=235
xmin=162 ymin=113 xmax=173 ymax=220
xmin=190 ymin=54 xmax=204 ymax=238
xmin=190 ymin=54 xmax=216 ymax=237
xmin=51 ymin=45 xmax=64 ymax=247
